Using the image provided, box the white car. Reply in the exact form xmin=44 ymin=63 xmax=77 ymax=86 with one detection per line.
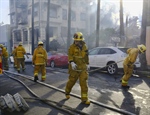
xmin=9 ymin=53 xmax=33 ymax=63
xmin=89 ymin=47 xmax=141 ymax=75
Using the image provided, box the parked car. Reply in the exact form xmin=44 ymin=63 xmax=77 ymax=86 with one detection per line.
xmin=9 ymin=53 xmax=32 ymax=63
xmin=46 ymin=51 xmax=68 ymax=68
xmin=89 ymin=47 xmax=141 ymax=75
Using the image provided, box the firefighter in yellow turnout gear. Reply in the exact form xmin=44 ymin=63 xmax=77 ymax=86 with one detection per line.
xmin=11 ymin=46 xmax=17 ymax=68
xmin=65 ymin=32 xmax=90 ymax=105
xmin=15 ymin=42 xmax=28 ymax=73
xmin=32 ymin=41 xmax=47 ymax=82
xmin=0 ymin=44 xmax=9 ymax=70
xmin=121 ymin=44 xmax=146 ymax=89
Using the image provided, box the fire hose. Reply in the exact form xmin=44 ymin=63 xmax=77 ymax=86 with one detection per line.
xmin=3 ymin=70 xmax=136 ymax=115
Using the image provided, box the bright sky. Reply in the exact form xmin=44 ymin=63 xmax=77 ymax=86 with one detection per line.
xmin=0 ymin=0 xmax=10 ymax=24
xmin=123 ymin=0 xmax=143 ymax=16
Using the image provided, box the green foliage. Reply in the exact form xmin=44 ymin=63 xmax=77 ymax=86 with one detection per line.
xmin=49 ymin=39 xmax=60 ymax=51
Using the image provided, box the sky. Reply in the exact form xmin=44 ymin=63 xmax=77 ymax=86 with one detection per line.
xmin=0 ymin=0 xmax=10 ymax=24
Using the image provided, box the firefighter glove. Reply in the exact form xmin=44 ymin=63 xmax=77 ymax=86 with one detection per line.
xmin=87 ymin=64 xmax=90 ymax=71
xmin=71 ymin=62 xmax=77 ymax=70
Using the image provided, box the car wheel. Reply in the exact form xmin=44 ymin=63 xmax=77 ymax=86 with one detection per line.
xmin=50 ymin=61 xmax=55 ymax=68
xmin=107 ymin=62 xmax=118 ymax=75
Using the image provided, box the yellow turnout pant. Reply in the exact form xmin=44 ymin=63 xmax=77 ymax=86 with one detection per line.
xmin=65 ymin=70 xmax=89 ymax=101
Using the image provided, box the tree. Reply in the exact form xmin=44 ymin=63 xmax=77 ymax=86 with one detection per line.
xmin=49 ymin=39 xmax=60 ymax=51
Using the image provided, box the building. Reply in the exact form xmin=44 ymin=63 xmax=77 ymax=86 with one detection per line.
xmin=0 ymin=24 xmax=11 ymax=53
xmin=9 ymin=0 xmax=94 ymax=53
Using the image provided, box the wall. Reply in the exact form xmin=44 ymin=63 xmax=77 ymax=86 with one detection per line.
xmin=0 ymin=24 xmax=11 ymax=53
xmin=146 ymin=26 xmax=150 ymax=67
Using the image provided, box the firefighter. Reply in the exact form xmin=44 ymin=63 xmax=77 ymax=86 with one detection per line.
xmin=15 ymin=42 xmax=28 ymax=73
xmin=65 ymin=32 xmax=90 ymax=105
xmin=32 ymin=41 xmax=47 ymax=82
xmin=0 ymin=44 xmax=9 ymax=70
xmin=121 ymin=44 xmax=146 ymax=89
xmin=11 ymin=46 xmax=17 ymax=68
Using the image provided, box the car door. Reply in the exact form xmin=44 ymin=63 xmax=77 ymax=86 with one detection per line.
xmin=95 ymin=48 xmax=116 ymax=67
xmin=89 ymin=48 xmax=100 ymax=67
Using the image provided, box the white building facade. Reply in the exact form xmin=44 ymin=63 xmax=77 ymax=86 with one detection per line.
xmin=9 ymin=0 xmax=95 ymax=53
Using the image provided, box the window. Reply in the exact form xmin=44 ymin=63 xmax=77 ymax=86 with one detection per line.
xmin=15 ymin=30 xmax=21 ymax=42
xmin=89 ymin=48 xmax=99 ymax=55
xmin=50 ymin=7 xmax=57 ymax=18
xmin=98 ymin=48 xmax=116 ymax=55
xmin=34 ymin=7 xmax=38 ymax=17
xmin=11 ymin=15 xmax=15 ymax=24
xmin=71 ymin=10 xmax=76 ymax=21
xmin=28 ymin=9 xmax=31 ymax=15
xmin=23 ymin=30 xmax=28 ymax=41
xmin=62 ymin=9 xmax=67 ymax=20
xmin=80 ymin=13 xmax=86 ymax=21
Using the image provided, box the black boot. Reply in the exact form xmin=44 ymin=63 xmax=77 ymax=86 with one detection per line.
xmin=18 ymin=70 xmax=20 ymax=73
xmin=22 ymin=68 xmax=26 ymax=72
xmin=121 ymin=85 xmax=130 ymax=89
xmin=34 ymin=76 xmax=39 ymax=82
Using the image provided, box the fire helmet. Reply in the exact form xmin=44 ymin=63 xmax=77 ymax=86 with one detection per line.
xmin=19 ymin=42 xmax=22 ymax=46
xmin=38 ymin=41 xmax=43 ymax=45
xmin=73 ymin=32 xmax=84 ymax=41
xmin=0 ymin=44 xmax=4 ymax=48
xmin=137 ymin=44 xmax=146 ymax=53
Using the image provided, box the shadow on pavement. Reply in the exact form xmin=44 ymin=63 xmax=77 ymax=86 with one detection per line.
xmin=120 ymin=90 xmax=141 ymax=115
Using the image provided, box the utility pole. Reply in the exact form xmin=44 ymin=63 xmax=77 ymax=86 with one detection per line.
xmin=119 ymin=0 xmax=124 ymax=44
xmin=67 ymin=0 xmax=71 ymax=50
xmin=140 ymin=0 xmax=148 ymax=70
xmin=46 ymin=0 xmax=50 ymax=52
xmin=96 ymin=0 xmax=100 ymax=47
xmin=32 ymin=0 xmax=34 ymax=54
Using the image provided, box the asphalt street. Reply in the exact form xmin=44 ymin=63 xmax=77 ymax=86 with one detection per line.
xmin=0 ymin=63 xmax=150 ymax=115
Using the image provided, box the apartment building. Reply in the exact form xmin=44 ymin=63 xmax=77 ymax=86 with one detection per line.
xmin=9 ymin=0 xmax=95 ymax=53
xmin=0 ymin=24 xmax=11 ymax=53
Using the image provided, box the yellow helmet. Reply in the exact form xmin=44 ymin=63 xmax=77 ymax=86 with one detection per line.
xmin=137 ymin=44 xmax=146 ymax=53
xmin=73 ymin=32 xmax=84 ymax=41
xmin=19 ymin=42 xmax=22 ymax=46
xmin=0 ymin=44 xmax=4 ymax=48
xmin=38 ymin=41 xmax=43 ymax=45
